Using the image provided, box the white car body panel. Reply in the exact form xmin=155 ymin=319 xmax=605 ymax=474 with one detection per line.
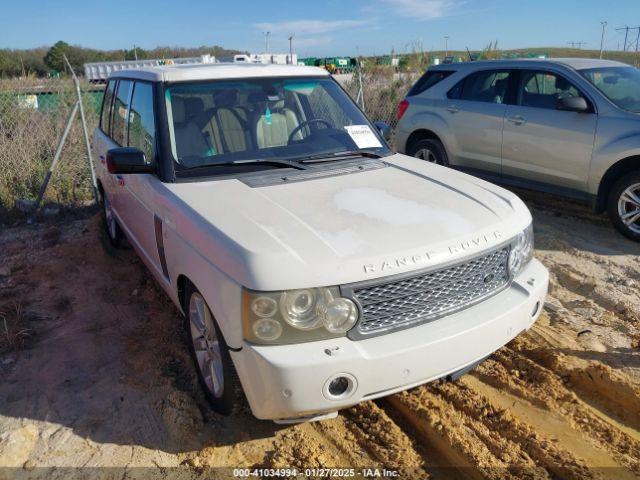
xmin=161 ymin=153 xmax=531 ymax=291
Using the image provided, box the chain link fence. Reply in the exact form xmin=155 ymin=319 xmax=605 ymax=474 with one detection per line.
xmin=0 ymin=77 xmax=102 ymax=212
xmin=0 ymin=67 xmax=420 ymax=214
xmin=339 ymin=68 xmax=420 ymax=134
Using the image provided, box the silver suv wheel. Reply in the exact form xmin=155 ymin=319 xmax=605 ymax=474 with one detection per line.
xmin=617 ymin=183 xmax=640 ymax=235
xmin=408 ymin=138 xmax=448 ymax=166
xmin=415 ymin=148 xmax=438 ymax=163
xmin=608 ymin=172 xmax=640 ymax=241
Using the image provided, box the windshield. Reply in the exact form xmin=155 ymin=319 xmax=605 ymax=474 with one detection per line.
xmin=165 ymin=76 xmax=389 ymax=171
xmin=580 ymin=66 xmax=640 ymax=112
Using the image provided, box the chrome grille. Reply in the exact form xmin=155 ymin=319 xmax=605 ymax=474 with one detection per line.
xmin=348 ymin=246 xmax=510 ymax=337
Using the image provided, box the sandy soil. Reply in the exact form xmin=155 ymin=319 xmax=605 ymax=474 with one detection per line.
xmin=0 ymin=191 xmax=639 ymax=479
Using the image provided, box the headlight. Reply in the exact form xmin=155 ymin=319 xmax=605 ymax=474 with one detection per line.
xmin=243 ymin=287 xmax=359 ymax=345
xmin=508 ymin=224 xmax=534 ymax=277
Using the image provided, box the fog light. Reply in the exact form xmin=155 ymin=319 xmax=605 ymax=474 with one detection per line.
xmin=323 ymin=373 xmax=357 ymax=400
xmin=328 ymin=377 xmax=349 ymax=396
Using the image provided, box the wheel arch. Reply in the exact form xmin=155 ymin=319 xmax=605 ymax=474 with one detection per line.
xmin=595 ymin=155 xmax=640 ymax=213
xmin=405 ymin=129 xmax=444 ymax=153
xmin=96 ymin=179 xmax=104 ymax=201
xmin=176 ymin=273 xmax=190 ymax=312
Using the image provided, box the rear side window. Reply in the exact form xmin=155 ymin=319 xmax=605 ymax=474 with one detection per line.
xmin=112 ymin=80 xmax=133 ymax=146
xmin=128 ymin=82 xmax=156 ymax=161
xmin=448 ymin=70 xmax=511 ymax=104
xmin=407 ymin=70 xmax=454 ymax=96
xmin=100 ymin=80 xmax=116 ymax=134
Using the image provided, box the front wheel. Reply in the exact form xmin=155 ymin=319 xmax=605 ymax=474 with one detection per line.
xmin=101 ymin=190 xmax=126 ymax=249
xmin=184 ymin=283 xmax=245 ymax=415
xmin=407 ymin=138 xmax=449 ymax=166
xmin=608 ymin=172 xmax=640 ymax=241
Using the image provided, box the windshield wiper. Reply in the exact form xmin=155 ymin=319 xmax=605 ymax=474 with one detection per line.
xmin=182 ymin=158 xmax=305 ymax=171
xmin=298 ymin=150 xmax=384 ymax=164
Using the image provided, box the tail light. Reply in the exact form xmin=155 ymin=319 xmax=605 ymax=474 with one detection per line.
xmin=396 ymin=99 xmax=409 ymax=120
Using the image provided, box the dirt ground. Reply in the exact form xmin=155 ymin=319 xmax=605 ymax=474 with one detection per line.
xmin=0 ymin=190 xmax=639 ymax=480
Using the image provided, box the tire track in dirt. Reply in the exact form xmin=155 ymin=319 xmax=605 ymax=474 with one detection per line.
xmin=263 ymin=402 xmax=429 ymax=477
xmin=341 ymin=402 xmax=428 ymax=476
xmin=387 ymin=384 xmax=547 ymax=480
xmin=472 ymin=344 xmax=640 ymax=477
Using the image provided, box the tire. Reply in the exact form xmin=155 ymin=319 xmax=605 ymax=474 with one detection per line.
xmin=101 ymin=189 xmax=127 ymax=249
xmin=184 ymin=282 xmax=245 ymax=415
xmin=407 ymin=138 xmax=449 ymax=166
xmin=608 ymin=171 xmax=640 ymax=242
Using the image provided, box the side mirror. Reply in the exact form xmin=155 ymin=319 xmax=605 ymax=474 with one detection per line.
xmin=106 ymin=147 xmax=154 ymax=174
xmin=557 ymin=96 xmax=589 ymax=113
xmin=373 ymin=121 xmax=391 ymax=141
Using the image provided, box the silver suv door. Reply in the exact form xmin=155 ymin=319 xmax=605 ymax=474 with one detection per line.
xmin=501 ymin=69 xmax=597 ymax=191
xmin=444 ymin=69 xmax=511 ymax=174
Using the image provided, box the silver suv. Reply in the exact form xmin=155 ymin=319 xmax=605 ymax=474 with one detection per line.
xmin=396 ymin=58 xmax=640 ymax=241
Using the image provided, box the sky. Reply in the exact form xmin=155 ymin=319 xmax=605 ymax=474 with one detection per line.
xmin=1 ymin=0 xmax=640 ymax=57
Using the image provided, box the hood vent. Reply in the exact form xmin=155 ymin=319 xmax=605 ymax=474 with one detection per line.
xmin=241 ymin=159 xmax=388 ymax=188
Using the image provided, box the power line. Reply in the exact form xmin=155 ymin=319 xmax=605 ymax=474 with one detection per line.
xmin=615 ymin=26 xmax=640 ymax=51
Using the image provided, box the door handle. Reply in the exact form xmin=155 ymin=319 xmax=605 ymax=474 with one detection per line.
xmin=446 ymin=105 xmax=459 ymax=114
xmin=507 ymin=115 xmax=526 ymax=125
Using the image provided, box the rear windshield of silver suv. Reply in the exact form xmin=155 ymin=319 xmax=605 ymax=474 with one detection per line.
xmin=406 ymin=70 xmax=455 ymax=96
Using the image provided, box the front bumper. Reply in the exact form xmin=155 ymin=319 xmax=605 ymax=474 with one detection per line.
xmin=231 ymin=258 xmax=548 ymax=421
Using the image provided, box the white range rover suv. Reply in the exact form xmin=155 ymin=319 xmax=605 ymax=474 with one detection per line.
xmin=94 ymin=63 xmax=548 ymax=423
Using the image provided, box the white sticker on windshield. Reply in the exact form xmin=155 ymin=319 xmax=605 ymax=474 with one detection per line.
xmin=344 ymin=125 xmax=383 ymax=149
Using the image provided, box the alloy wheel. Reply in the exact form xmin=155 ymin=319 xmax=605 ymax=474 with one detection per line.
xmin=189 ymin=292 xmax=225 ymax=398
xmin=617 ymin=183 xmax=640 ymax=234
xmin=415 ymin=148 xmax=439 ymax=164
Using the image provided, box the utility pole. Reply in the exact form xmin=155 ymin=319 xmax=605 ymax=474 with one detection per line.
xmin=616 ymin=26 xmax=640 ymax=51
xmin=288 ymin=35 xmax=294 ymax=64
xmin=444 ymin=36 xmax=450 ymax=57
xmin=617 ymin=26 xmax=631 ymax=50
xmin=599 ymin=21 xmax=607 ymax=58
xmin=133 ymin=45 xmax=138 ymax=60
xmin=263 ymin=31 xmax=270 ymax=55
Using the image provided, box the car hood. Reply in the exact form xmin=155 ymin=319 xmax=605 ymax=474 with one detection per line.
xmin=164 ymin=154 xmax=532 ymax=290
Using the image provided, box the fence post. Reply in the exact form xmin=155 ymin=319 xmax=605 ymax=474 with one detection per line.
xmin=64 ymin=55 xmax=98 ymax=205
xmin=34 ymin=101 xmax=80 ymax=209
xmin=356 ymin=58 xmax=366 ymax=113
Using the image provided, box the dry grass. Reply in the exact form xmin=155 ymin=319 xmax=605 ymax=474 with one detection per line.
xmin=0 ymin=300 xmax=34 ymax=352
